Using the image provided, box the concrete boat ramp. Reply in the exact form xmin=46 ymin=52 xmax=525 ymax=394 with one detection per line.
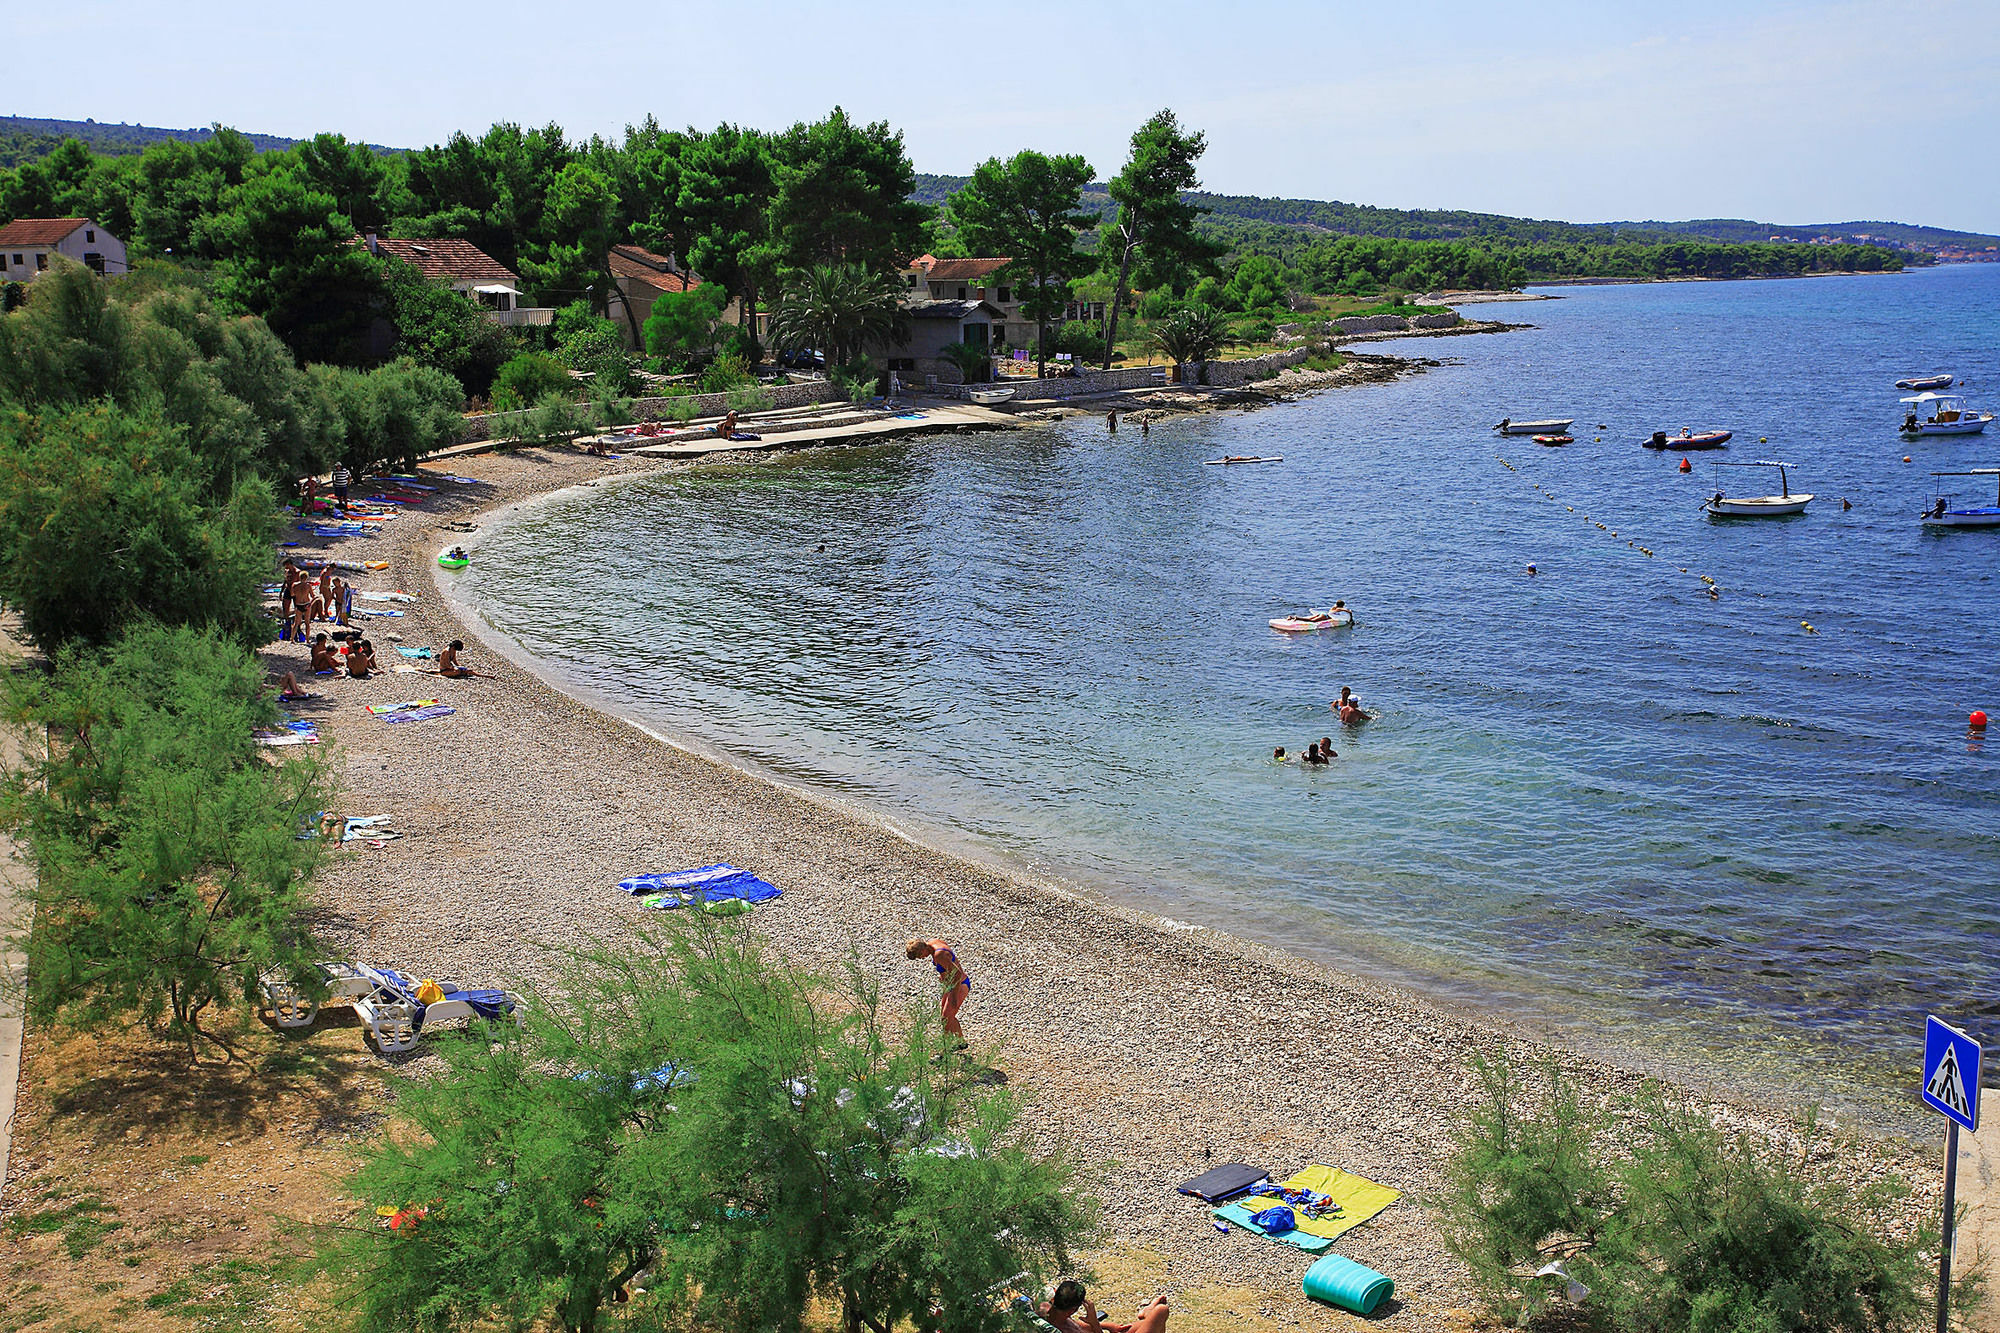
xmin=622 ymin=401 xmax=1017 ymax=460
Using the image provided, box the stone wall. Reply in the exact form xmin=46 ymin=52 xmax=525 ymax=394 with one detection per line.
xmin=1201 ymin=346 xmax=1318 ymax=387
xmin=1324 ymin=311 xmax=1461 ymax=334
xmin=459 ymin=379 xmax=841 ymax=443
xmin=1002 ymin=366 xmax=1170 ymax=401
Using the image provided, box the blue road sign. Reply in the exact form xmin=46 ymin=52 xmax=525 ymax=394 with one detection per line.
xmin=1923 ymin=1016 xmax=1981 ymax=1132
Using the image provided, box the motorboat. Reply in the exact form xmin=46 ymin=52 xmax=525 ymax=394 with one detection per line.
xmin=1895 ymin=372 xmax=1955 ymax=391
xmin=1922 ymin=470 xmax=2000 ymax=529
xmin=967 ymin=386 xmax=1016 ymax=405
xmin=1494 ymin=417 xmax=1574 ymax=435
xmin=1270 ymin=608 xmax=1354 ymax=631
xmin=1703 ymin=460 xmax=1813 ymax=517
xmin=1534 ymin=434 xmax=1573 ymax=446
xmin=1899 ymin=393 xmax=1993 ymax=436
xmin=1644 ymin=429 xmax=1731 ymax=450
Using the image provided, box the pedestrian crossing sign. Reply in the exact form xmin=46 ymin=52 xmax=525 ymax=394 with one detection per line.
xmin=1923 ymin=1016 xmax=1981 ymax=1132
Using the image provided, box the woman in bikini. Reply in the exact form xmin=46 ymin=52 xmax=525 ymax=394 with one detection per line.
xmin=905 ymin=938 xmax=971 ymax=1047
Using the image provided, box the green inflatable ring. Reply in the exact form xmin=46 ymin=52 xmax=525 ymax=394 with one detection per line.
xmin=438 ymin=554 xmax=469 ymax=569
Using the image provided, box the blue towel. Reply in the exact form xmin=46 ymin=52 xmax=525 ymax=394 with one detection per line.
xmin=617 ymin=864 xmax=742 ymax=894
xmin=396 ymin=646 xmax=434 ymax=659
xmin=1250 ymin=1206 xmax=1297 ymax=1233
xmin=630 ymin=868 xmax=783 ymax=910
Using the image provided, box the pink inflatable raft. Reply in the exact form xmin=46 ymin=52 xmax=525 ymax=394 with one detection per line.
xmin=1269 ymin=609 xmax=1354 ymax=632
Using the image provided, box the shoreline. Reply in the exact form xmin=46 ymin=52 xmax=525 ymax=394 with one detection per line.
xmin=257 ymin=422 xmax=1937 ymax=1325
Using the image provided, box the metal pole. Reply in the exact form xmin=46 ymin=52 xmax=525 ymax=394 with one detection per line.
xmin=1937 ymin=1119 xmax=1959 ymax=1333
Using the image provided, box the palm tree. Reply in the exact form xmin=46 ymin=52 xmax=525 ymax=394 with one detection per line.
xmin=935 ymin=339 xmax=991 ymax=385
xmin=766 ymin=263 xmax=909 ymax=371
xmin=1152 ymin=306 xmax=1234 ymax=383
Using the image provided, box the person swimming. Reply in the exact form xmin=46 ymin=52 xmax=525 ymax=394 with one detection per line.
xmin=1319 ymin=736 xmax=1337 ymax=759
xmin=1273 ymin=746 xmax=1290 ymax=762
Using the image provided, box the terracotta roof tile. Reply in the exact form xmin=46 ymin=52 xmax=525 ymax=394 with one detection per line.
xmin=369 ymin=237 xmax=518 ymax=285
xmin=0 ymin=217 xmax=90 ymax=246
xmin=609 ymin=244 xmax=702 ymax=293
xmin=923 ymin=257 xmax=1011 ymax=281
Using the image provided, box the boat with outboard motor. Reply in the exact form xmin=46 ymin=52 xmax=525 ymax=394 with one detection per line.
xmin=1704 ymin=460 xmax=1812 ymax=517
xmin=1899 ymin=392 xmax=1993 ymax=437
xmin=1644 ymin=428 xmax=1732 ymax=450
xmin=1494 ymin=417 xmax=1574 ymax=436
xmin=1922 ymin=470 xmax=2000 ymax=529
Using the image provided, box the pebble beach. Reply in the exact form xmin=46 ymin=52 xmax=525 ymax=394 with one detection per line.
xmin=270 ymin=441 xmax=1938 ymax=1329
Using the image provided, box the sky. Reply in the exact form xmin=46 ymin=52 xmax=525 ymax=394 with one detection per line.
xmin=12 ymin=0 xmax=1999 ymax=234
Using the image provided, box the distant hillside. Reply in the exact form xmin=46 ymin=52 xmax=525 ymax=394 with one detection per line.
xmin=911 ymin=173 xmax=1997 ymax=257
xmin=0 ymin=115 xmax=393 ymax=167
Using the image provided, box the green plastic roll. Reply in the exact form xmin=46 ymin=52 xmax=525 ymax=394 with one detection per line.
xmin=1302 ymin=1254 xmax=1393 ymax=1314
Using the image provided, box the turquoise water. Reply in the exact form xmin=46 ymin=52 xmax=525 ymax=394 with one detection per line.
xmin=461 ymin=265 xmax=2000 ymax=1112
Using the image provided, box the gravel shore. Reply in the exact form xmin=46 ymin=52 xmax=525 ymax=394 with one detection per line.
xmin=268 ymin=439 xmax=1935 ymax=1330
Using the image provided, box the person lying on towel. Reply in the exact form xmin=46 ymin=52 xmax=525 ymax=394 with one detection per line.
xmin=1042 ymin=1281 xmax=1168 ymax=1333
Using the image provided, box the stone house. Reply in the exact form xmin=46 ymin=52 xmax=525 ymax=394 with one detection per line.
xmin=880 ymin=299 xmax=1005 ymax=383
xmin=603 ymin=244 xmax=747 ymax=349
xmin=364 ymin=234 xmax=553 ymax=326
xmin=900 ymin=255 xmax=1035 ymax=348
xmin=0 ymin=217 xmax=128 ymax=281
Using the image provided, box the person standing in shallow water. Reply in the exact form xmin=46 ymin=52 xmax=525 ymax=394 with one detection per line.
xmin=906 ymin=938 xmax=970 ymax=1048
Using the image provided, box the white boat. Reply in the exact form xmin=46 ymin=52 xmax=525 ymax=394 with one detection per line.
xmin=1704 ymin=460 xmax=1813 ymax=517
xmin=967 ymin=386 xmax=1016 ymax=405
xmin=1922 ymin=470 xmax=2000 ymax=529
xmin=1899 ymin=392 xmax=1993 ymax=436
xmin=1494 ymin=417 xmax=1574 ymax=435
xmin=1895 ymin=372 xmax=1954 ymax=391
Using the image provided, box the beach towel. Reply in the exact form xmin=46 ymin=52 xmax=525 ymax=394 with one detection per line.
xmin=617 ymin=864 xmax=743 ymax=894
xmin=352 ymin=607 xmax=404 ymax=617
xmin=395 ymin=647 xmax=435 ymax=659
xmin=1237 ymin=1166 xmax=1399 ymax=1242
xmin=381 ymin=704 xmax=456 ymax=723
xmin=255 ymin=730 xmax=319 ymax=746
xmin=1209 ymin=1201 xmax=1334 ymax=1253
xmin=366 ymin=699 xmax=438 ymax=714
xmin=359 ymin=591 xmax=418 ymax=602
xmin=392 ymin=664 xmax=424 ymax=674
xmin=1175 ymin=1162 xmax=1272 ymax=1203
xmin=627 ymin=867 xmax=783 ymax=911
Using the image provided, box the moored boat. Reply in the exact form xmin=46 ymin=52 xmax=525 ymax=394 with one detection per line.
xmin=1895 ymin=372 xmax=1954 ymax=391
xmin=1922 ymin=470 xmax=2000 ymax=528
xmin=1494 ymin=417 xmax=1574 ymax=435
xmin=1703 ymin=460 xmax=1812 ymax=517
xmin=967 ymin=386 xmax=1016 ymax=405
xmin=1899 ymin=393 xmax=1993 ymax=437
xmin=1645 ymin=428 xmax=1732 ymax=450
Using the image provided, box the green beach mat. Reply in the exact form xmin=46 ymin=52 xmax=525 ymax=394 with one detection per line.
xmin=1211 ymin=1201 xmax=1335 ymax=1253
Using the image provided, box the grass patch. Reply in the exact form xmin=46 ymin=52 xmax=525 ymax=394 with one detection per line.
xmin=4 ymin=1189 xmax=122 ymax=1259
xmin=176 ymin=1154 xmax=209 ymax=1168
xmin=140 ymin=1256 xmax=301 ymax=1329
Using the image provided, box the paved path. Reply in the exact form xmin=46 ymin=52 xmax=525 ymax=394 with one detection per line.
xmin=630 ymin=402 xmax=1015 ymax=458
xmin=0 ymin=637 xmax=29 ymax=1202
xmin=1959 ymin=1086 xmax=1999 ymax=1332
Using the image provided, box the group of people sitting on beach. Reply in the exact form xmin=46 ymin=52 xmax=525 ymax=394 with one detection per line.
xmin=271 ymin=557 xmax=486 ymax=698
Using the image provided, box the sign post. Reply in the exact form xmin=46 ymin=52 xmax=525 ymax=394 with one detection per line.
xmin=1921 ymin=1016 xmax=1981 ymax=1333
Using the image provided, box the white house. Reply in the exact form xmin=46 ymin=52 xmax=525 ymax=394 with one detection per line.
xmin=363 ymin=233 xmax=554 ymax=326
xmin=0 ymin=217 xmax=128 ymax=281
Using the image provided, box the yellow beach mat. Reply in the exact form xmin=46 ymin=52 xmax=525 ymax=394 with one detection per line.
xmin=1241 ymin=1165 xmax=1399 ymax=1241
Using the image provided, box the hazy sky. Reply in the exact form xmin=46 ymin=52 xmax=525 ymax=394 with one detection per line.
xmin=12 ymin=0 xmax=1998 ymax=233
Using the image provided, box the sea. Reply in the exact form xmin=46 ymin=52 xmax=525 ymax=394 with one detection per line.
xmin=456 ymin=263 xmax=2000 ymax=1124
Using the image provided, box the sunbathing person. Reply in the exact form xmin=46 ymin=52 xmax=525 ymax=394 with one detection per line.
xmin=1042 ymin=1281 xmax=1168 ymax=1333
xmin=436 ymin=640 xmax=485 ymax=678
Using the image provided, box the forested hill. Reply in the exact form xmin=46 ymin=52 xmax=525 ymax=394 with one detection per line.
xmin=0 ymin=115 xmax=391 ymax=166
xmin=911 ymin=172 xmax=1995 ymax=256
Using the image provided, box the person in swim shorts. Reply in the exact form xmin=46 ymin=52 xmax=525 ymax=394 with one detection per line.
xmin=437 ymin=641 xmax=485 ymax=678
xmin=1042 ymin=1281 xmax=1168 ymax=1333
xmin=905 ymin=938 xmax=970 ymax=1047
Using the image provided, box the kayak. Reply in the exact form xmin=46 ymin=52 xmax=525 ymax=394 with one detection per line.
xmin=1205 ymin=456 xmax=1284 ymax=465
xmin=1270 ymin=611 xmax=1354 ymax=632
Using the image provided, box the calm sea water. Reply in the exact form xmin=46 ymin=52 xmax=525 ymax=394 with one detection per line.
xmin=460 ymin=265 xmax=2000 ymax=1115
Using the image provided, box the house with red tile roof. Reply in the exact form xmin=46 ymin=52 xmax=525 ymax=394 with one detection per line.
xmin=900 ymin=254 xmax=1033 ymax=347
xmin=361 ymin=232 xmax=553 ymax=326
xmin=0 ymin=218 xmax=127 ymax=282
xmin=603 ymin=244 xmax=749 ymax=348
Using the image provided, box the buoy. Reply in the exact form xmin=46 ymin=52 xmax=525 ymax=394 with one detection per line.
xmin=1759 ymin=437 xmax=1768 ymax=443
xmin=1801 ymin=621 xmax=1817 ymax=634
xmin=1973 ymin=710 xmax=1989 ymax=730
xmin=1904 ymin=456 xmax=1913 ymax=463
xmin=1841 ymin=498 xmax=1852 ymax=511
xmin=1679 ymin=457 xmax=1692 ymax=472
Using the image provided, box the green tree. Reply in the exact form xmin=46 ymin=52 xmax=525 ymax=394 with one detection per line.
xmin=770 ymin=108 xmax=927 ymax=274
xmin=288 ymin=131 xmax=395 ymax=232
xmin=0 ymin=404 xmax=274 ymax=649
xmin=678 ymin=124 xmax=782 ymax=354
xmin=124 ymin=129 xmax=256 ymax=257
xmin=315 ymin=359 xmax=466 ymax=473
xmin=0 ymin=621 xmax=331 ymax=1058
xmin=642 ymin=282 xmax=730 ymax=368
xmin=1100 ymin=110 xmax=1225 ymax=367
xmin=490 ymin=351 xmax=574 ymax=412
xmin=378 ymin=257 xmax=512 ymax=398
xmin=948 ymin=149 xmax=1095 ymax=378
xmin=396 ymin=122 xmax=573 ymax=276
xmin=766 ymin=262 xmax=908 ymax=370
xmin=525 ymin=161 xmax=624 ymax=333
xmin=203 ymin=166 xmax=381 ymax=362
xmin=552 ymin=300 xmax=633 ymax=393
xmin=323 ymin=918 xmax=1096 ymax=1333
xmin=0 ymin=138 xmax=99 ymax=221
xmin=1151 ymin=305 xmax=1234 ymax=382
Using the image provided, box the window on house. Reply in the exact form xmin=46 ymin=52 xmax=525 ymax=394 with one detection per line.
xmin=997 ymin=286 xmax=1012 ymax=304
xmin=930 ymin=283 xmax=945 ymax=298
xmin=957 ymin=286 xmax=968 ymax=300
xmin=11 ymin=255 xmax=23 ymax=267
xmin=905 ymin=274 xmax=917 ymax=287
xmin=0 ymin=255 xmax=7 ymax=270
xmin=85 ymin=229 xmax=95 ymax=242
xmin=36 ymin=254 xmax=48 ymax=271
xmin=83 ymin=253 xmax=104 ymax=273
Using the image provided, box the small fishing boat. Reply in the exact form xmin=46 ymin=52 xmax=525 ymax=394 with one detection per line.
xmin=1270 ymin=609 xmax=1354 ymax=632
xmin=967 ymin=386 xmax=1016 ymax=405
xmin=1494 ymin=417 xmax=1574 ymax=435
xmin=1204 ymin=455 xmax=1284 ymax=465
xmin=1899 ymin=393 xmax=1993 ymax=436
xmin=1895 ymin=372 xmax=1955 ymax=391
xmin=1704 ymin=460 xmax=1813 ymax=517
xmin=1644 ymin=429 xmax=1732 ymax=450
xmin=1922 ymin=470 xmax=2000 ymax=529
xmin=1534 ymin=434 xmax=1573 ymax=446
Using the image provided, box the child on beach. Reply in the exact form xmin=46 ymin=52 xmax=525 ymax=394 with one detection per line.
xmin=905 ymin=938 xmax=970 ymax=1048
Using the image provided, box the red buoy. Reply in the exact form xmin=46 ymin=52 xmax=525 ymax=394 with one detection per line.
xmin=1973 ymin=710 xmax=1990 ymax=730
xmin=1678 ymin=457 xmax=1692 ymax=473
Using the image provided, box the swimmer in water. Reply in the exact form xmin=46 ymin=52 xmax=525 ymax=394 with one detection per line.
xmin=1273 ymin=746 xmax=1289 ymax=762
xmin=1320 ymin=736 xmax=1337 ymax=759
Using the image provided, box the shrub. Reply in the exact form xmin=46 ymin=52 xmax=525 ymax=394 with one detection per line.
xmin=665 ymin=395 xmax=703 ymax=425
xmin=641 ymin=283 xmax=729 ymax=369
xmin=315 ymin=359 xmax=465 ymax=474
xmin=1 ymin=622 xmax=332 ymax=1058
xmin=1439 ymin=1054 xmax=1938 ymax=1333
xmin=320 ymin=916 xmax=1097 ymax=1333
xmin=937 ymin=340 xmax=991 ymax=384
xmin=699 ymin=351 xmax=753 ymax=395
xmin=0 ymin=405 xmax=273 ymax=650
xmin=514 ymin=392 xmax=588 ymax=448
xmin=725 ymin=383 xmax=775 ymax=415
xmin=553 ymin=303 xmax=633 ymax=395
xmin=490 ymin=352 xmax=574 ymax=412
xmin=1034 ymin=320 xmax=1103 ymax=363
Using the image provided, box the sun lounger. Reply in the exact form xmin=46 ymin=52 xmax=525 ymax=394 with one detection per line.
xmin=262 ymin=963 xmax=523 ymax=1053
